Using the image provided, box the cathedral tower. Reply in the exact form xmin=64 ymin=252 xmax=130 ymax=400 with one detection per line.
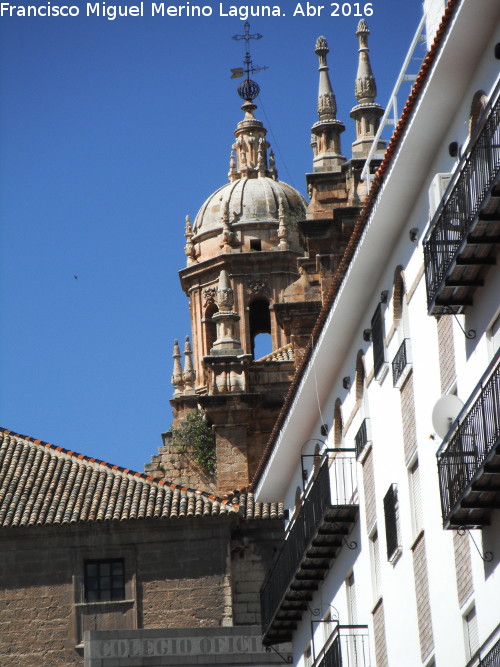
xmin=146 ymin=22 xmax=386 ymax=497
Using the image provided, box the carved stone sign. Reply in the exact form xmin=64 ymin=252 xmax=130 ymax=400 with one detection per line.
xmin=84 ymin=626 xmax=292 ymax=666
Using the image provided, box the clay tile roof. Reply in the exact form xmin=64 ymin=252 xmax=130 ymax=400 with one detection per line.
xmin=0 ymin=429 xmax=285 ymax=528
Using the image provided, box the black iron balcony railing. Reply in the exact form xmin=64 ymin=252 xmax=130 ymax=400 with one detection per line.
xmin=437 ymin=351 xmax=500 ymax=528
xmin=314 ymin=624 xmax=371 ymax=667
xmin=424 ymin=80 xmax=500 ymax=315
xmin=355 ymin=419 xmax=370 ymax=460
xmin=392 ymin=339 xmax=411 ymax=388
xmin=260 ymin=452 xmax=358 ymax=645
xmin=481 ymin=637 xmax=500 ymax=667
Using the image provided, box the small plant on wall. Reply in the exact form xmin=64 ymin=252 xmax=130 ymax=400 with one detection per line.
xmin=172 ymin=409 xmax=216 ymax=475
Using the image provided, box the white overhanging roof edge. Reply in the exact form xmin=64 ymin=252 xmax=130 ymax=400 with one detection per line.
xmin=254 ymin=0 xmax=500 ymax=502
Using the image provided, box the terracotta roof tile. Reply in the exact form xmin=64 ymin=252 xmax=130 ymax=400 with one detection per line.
xmin=0 ymin=429 xmax=284 ymax=527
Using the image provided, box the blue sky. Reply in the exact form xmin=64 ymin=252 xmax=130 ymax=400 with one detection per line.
xmin=0 ymin=1 xmax=423 ymax=472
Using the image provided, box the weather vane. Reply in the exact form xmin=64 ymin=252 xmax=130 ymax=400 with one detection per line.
xmin=231 ymin=21 xmax=268 ymax=102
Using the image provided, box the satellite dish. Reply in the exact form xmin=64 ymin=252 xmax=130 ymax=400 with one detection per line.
xmin=432 ymin=394 xmax=464 ymax=439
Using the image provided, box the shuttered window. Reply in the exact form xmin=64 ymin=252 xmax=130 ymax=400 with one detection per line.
xmin=371 ymin=304 xmax=386 ymax=378
xmin=383 ymin=484 xmax=400 ymax=560
xmin=410 ymin=459 xmax=423 ymax=535
xmin=465 ymin=606 xmax=479 ymax=659
xmin=346 ymin=572 xmax=358 ymax=624
xmin=371 ymin=530 xmax=382 ymax=601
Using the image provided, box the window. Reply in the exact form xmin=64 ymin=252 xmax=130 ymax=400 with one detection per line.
xmin=383 ymin=485 xmax=400 ymax=561
xmin=304 ymin=643 xmax=313 ymax=667
xmin=371 ymin=303 xmax=387 ymax=379
xmin=464 ymin=606 xmax=479 ymax=659
xmin=409 ymin=459 xmax=423 ymax=536
xmin=84 ymin=559 xmax=125 ymax=602
xmin=250 ymin=239 xmax=262 ymax=251
xmin=333 ymin=399 xmax=344 ymax=446
xmin=355 ymin=419 xmax=369 ymax=460
xmin=370 ymin=530 xmax=382 ymax=601
xmin=487 ymin=310 xmax=500 ymax=358
xmin=323 ymin=610 xmax=335 ymax=643
xmin=204 ymin=304 xmax=218 ymax=354
xmin=346 ymin=572 xmax=358 ymax=624
xmin=249 ymin=299 xmax=271 ymax=358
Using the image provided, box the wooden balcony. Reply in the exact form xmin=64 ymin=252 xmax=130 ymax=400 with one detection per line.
xmin=424 ymin=82 xmax=500 ymax=316
xmin=437 ymin=352 xmax=500 ymax=529
xmin=260 ymin=452 xmax=358 ymax=646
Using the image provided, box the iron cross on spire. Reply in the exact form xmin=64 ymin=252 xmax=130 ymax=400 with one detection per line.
xmin=230 ymin=21 xmax=268 ymax=102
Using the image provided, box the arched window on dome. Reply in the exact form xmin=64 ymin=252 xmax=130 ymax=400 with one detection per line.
xmin=204 ymin=304 xmax=218 ymax=355
xmin=249 ymin=298 xmax=272 ymax=359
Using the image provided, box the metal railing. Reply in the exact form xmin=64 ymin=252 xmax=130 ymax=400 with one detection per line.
xmin=355 ymin=420 xmax=369 ymax=460
xmin=315 ymin=624 xmax=371 ymax=667
xmin=392 ymin=339 xmax=411 ymax=387
xmin=482 ymin=637 xmax=500 ymax=667
xmin=437 ymin=352 xmax=500 ymax=524
xmin=424 ymin=80 xmax=500 ymax=313
xmin=260 ymin=452 xmax=357 ymax=637
xmin=465 ymin=623 xmax=500 ymax=667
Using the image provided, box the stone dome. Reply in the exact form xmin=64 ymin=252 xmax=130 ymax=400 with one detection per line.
xmin=192 ymin=177 xmax=307 ymax=238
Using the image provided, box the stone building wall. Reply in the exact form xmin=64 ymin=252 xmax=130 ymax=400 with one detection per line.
xmin=0 ymin=516 xmax=284 ymax=667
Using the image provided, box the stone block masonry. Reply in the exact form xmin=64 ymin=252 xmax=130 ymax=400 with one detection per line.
xmin=0 ymin=516 xmax=284 ymax=666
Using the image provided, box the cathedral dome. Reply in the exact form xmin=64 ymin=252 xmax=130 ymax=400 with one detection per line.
xmin=192 ymin=176 xmax=307 ymax=237
xmin=182 ymin=95 xmax=307 ymax=262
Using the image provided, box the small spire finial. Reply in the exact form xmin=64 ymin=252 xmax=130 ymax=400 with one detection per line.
xmin=277 ymin=197 xmax=289 ymax=251
xmin=171 ymin=339 xmax=184 ymax=395
xmin=184 ymin=215 xmax=196 ymax=264
xmin=183 ymin=335 xmax=196 ymax=393
xmin=315 ymin=36 xmax=337 ymax=120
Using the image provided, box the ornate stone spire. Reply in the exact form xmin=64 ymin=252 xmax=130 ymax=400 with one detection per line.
xmin=209 ymin=270 xmax=244 ymax=356
xmin=350 ymin=20 xmax=385 ymax=158
xmin=230 ymin=22 xmax=275 ymax=181
xmin=219 ymin=200 xmax=235 ymax=252
xmin=316 ymin=36 xmax=337 ymax=120
xmin=354 ymin=20 xmax=377 ymax=104
xmin=171 ymin=339 xmax=184 ymax=396
xmin=311 ymin=36 xmax=345 ymax=172
xmin=182 ymin=336 xmax=196 ymax=394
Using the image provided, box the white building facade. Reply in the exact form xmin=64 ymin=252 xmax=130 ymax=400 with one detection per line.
xmin=253 ymin=1 xmax=500 ymax=665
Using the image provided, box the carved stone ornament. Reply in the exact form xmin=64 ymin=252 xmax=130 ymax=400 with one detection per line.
xmin=318 ymin=92 xmax=336 ymax=118
xmin=217 ymin=288 xmax=234 ymax=311
xmin=247 ymin=279 xmax=269 ymax=296
xmin=203 ymin=287 xmax=218 ymax=306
